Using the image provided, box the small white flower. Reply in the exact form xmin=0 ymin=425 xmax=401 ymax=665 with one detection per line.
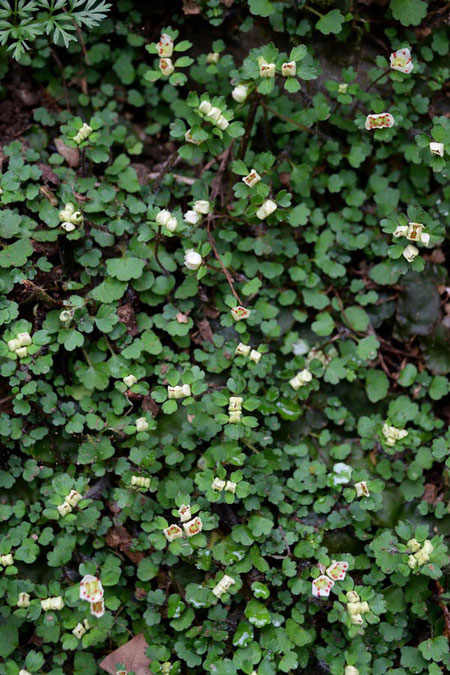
xmin=338 ymin=83 xmax=348 ymax=94
xmin=207 ymin=52 xmax=220 ymax=64
xmin=344 ymin=667 xmax=359 ymax=675
xmin=365 ymin=113 xmax=395 ymax=130
xmin=430 ymin=142 xmax=444 ymax=157
xmin=249 ymin=349 xmax=262 ymax=364
xmin=156 ymin=210 xmax=172 ymax=226
xmin=184 ymin=250 xmax=203 ymax=270
xmin=312 ymin=575 xmax=334 ymax=598
xmin=65 ymin=490 xmax=82 ymax=507
xmin=123 ymin=374 xmax=137 ymax=388
xmin=194 ymin=200 xmax=210 ymax=215
xmin=331 ymin=462 xmax=352 ymax=486
xmin=256 ymin=199 xmax=277 ymax=220
xmin=178 ymin=504 xmax=191 ymax=522
xmin=71 ymin=211 xmax=84 ymax=225
xmin=235 ymin=343 xmax=251 ymax=357
xmin=59 ymin=309 xmax=73 ymax=323
xmin=408 ymin=555 xmax=417 ymax=569
xmin=17 ymin=592 xmax=31 ymax=608
xmin=243 ymin=170 xmax=261 ymax=188
xmin=232 ymin=85 xmax=248 ymax=103
xmin=159 ymin=58 xmax=174 ymax=76
xmin=229 ymin=396 xmax=243 ymax=411
xmin=212 ymin=574 xmax=235 ymax=598
xmin=228 ymin=410 xmax=242 ymax=424
xmin=289 ymin=369 xmax=312 ymax=390
xmin=393 ymin=225 xmax=408 ymax=238
xmin=41 ymin=596 xmax=64 ymax=611
xmin=206 ymin=106 xmax=222 ymax=123
xmin=57 ymin=502 xmax=72 ymax=517
xmin=350 ymin=613 xmax=364 ymax=625
xmin=131 ymin=476 xmax=150 ymax=489
xmin=225 ymin=480 xmax=236 ymax=493
xmin=73 ymin=123 xmax=93 ymax=144
xmin=231 ymin=306 xmax=251 ymax=321
xmin=59 ymin=203 xmax=75 ymax=221
xmin=212 ymin=477 xmax=226 ymax=492
xmin=166 ymin=216 xmax=178 ymax=232
xmin=184 ymin=210 xmax=202 ymax=225
xmin=61 ymin=221 xmax=76 ymax=232
xmin=17 ymin=332 xmax=31 ymax=347
xmin=157 ymin=33 xmax=174 ymax=58
xmin=136 ymin=417 xmax=149 ymax=432
xmin=164 ymin=524 xmax=183 ymax=542
xmin=73 ymin=622 xmax=87 ymax=639
xmin=260 ymin=62 xmax=275 ymax=78
xmin=354 ymin=481 xmax=369 ymax=498
xmin=281 ymin=61 xmax=296 ymax=77
xmin=19 ymin=670 xmax=32 ymax=675
xmin=402 ymin=244 xmax=419 ymax=262
xmin=199 ymin=100 xmax=212 ymax=114
xmin=390 ymin=47 xmax=413 ymax=74
xmin=346 ymin=591 xmax=359 ymax=603
xmin=422 ymin=540 xmax=433 ymax=556
xmin=407 ymin=538 xmax=421 ymax=553
xmin=0 ymin=553 xmax=14 ymax=566
xmin=184 ymin=516 xmax=203 ymax=537
xmin=15 ymin=347 xmax=28 ymax=359
xmin=7 ymin=338 xmax=20 ymax=352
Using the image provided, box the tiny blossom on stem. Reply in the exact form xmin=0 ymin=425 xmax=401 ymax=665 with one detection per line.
xmin=390 ymin=48 xmax=413 ymax=74
xmin=365 ymin=113 xmax=395 ymax=130
xmin=232 ymin=85 xmax=248 ymax=103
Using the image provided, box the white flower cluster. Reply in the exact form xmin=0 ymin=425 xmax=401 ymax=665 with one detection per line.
xmin=289 ymin=369 xmax=312 ymax=390
xmin=212 ymin=574 xmax=235 ymax=599
xmin=57 ymin=489 xmax=82 ymax=517
xmin=394 ymin=222 xmax=430 ymax=263
xmin=80 ymin=574 xmax=105 ymax=618
xmin=73 ymin=122 xmax=93 ymax=144
xmin=198 ymin=100 xmax=230 ymax=131
xmin=41 ymin=596 xmax=64 ymax=611
xmin=258 ymin=59 xmax=297 ymax=78
xmin=312 ymin=561 xmax=349 ymax=598
xmin=168 ymin=384 xmax=191 ymax=399
xmin=382 ymin=423 xmax=408 ymax=447
xmin=7 ymin=331 xmax=32 ymax=359
xmin=346 ymin=590 xmax=369 ymax=626
xmin=228 ymin=396 xmax=243 ymax=424
xmin=157 ymin=34 xmax=175 ymax=76
xmin=184 ymin=200 xmax=209 ymax=227
xmin=156 ymin=209 xmax=178 ymax=233
xmin=17 ymin=592 xmax=31 ymax=608
xmin=73 ymin=619 xmax=90 ymax=640
xmin=235 ymin=343 xmax=262 ymax=364
xmin=59 ymin=202 xmax=83 ymax=232
xmin=211 ymin=477 xmax=236 ymax=494
xmin=0 ymin=553 xmax=14 ymax=568
xmin=131 ymin=475 xmax=151 ymax=490
xmin=407 ymin=538 xmax=433 ymax=569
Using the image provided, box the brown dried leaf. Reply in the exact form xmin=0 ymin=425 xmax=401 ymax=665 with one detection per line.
xmin=142 ymin=394 xmax=160 ymax=418
xmin=106 ymin=526 xmax=144 ymax=565
xmin=99 ymin=634 xmax=152 ymax=675
xmin=39 ymin=163 xmax=60 ymax=189
xmin=55 ymin=138 xmax=80 ymax=168
xmin=117 ymin=303 xmax=139 ymax=336
xmin=198 ymin=319 xmax=214 ymax=343
xmin=176 ymin=312 xmax=189 ymax=323
xmin=39 ymin=185 xmax=58 ymax=206
xmin=182 ymin=0 xmax=201 ymax=14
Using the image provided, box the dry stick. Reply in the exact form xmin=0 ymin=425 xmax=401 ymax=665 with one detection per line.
xmin=21 ymin=280 xmax=61 ymax=307
xmin=152 ymin=150 xmax=179 ymax=192
xmin=435 ymin=579 xmax=450 ymax=638
xmin=206 ymin=142 xmax=243 ymax=305
xmin=238 ymin=93 xmax=261 ymax=160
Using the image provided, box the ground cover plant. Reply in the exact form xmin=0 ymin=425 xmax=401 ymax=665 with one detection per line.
xmin=0 ymin=0 xmax=449 ymax=673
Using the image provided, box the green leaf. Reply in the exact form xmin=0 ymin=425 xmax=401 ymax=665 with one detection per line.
xmin=248 ymin=0 xmax=275 ymax=18
xmin=390 ymin=0 xmax=427 ymax=26
xmin=366 ymin=370 xmax=389 ymax=403
xmin=106 ymin=257 xmax=145 ymax=281
xmin=316 ymin=9 xmax=345 ymax=35
xmin=312 ymin=312 xmax=335 ymax=336
xmin=0 ymin=238 xmax=33 ymax=268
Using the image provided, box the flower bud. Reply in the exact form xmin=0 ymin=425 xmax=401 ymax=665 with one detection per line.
xmin=216 ymin=115 xmax=229 ymax=130
xmin=290 ymin=369 xmax=312 ymax=390
xmin=422 ymin=540 xmax=433 ymax=556
xmin=19 ymin=670 xmax=32 ymax=675
xmin=408 ymin=554 xmax=417 ymax=569
xmin=0 ymin=553 xmax=14 ymax=566
xmin=260 ymin=62 xmax=275 ymax=78
xmin=232 ymin=85 xmax=248 ymax=103
xmin=194 ymin=200 xmax=210 ymax=215
xmin=206 ymin=106 xmax=222 ymax=123
xmin=212 ymin=477 xmax=226 ymax=492
xmin=166 ymin=216 xmax=178 ymax=233
xmin=159 ymin=58 xmax=174 ymax=76
xmin=346 ymin=591 xmax=360 ymax=603
xmin=65 ymin=489 xmax=82 ymax=507
xmin=157 ymin=33 xmax=173 ymax=58
xmin=338 ymin=83 xmax=348 ymax=94
xmin=281 ymin=61 xmax=296 ymax=77
xmin=393 ymin=225 xmax=408 ymax=238
xmin=184 ymin=250 xmax=203 ymax=271
xmin=156 ymin=210 xmax=172 ymax=227
xmin=184 ymin=210 xmax=202 ymax=225
xmin=249 ymin=349 xmax=262 ymax=364
xmin=178 ymin=504 xmax=191 ymax=522
xmin=131 ymin=476 xmax=150 ymax=489
xmin=136 ymin=417 xmax=149 ymax=432
xmin=207 ymin=52 xmax=220 ymax=64
xmin=73 ymin=123 xmax=93 ymax=144
xmin=429 ymin=142 xmax=444 ymax=157
xmin=17 ymin=592 xmax=31 ymax=608
xmin=354 ymin=481 xmax=369 ymax=497
xmin=229 ymin=396 xmax=243 ymax=411
xmin=225 ymin=480 xmax=236 ymax=493
xmin=41 ymin=596 xmax=64 ymax=611
xmin=61 ymin=221 xmax=76 ymax=232
xmin=59 ymin=203 xmax=75 ymax=221
xmin=73 ymin=622 xmax=87 ymax=639
xmin=15 ymin=347 xmax=28 ymax=358
xmin=212 ymin=574 xmax=235 ymax=598
xmin=57 ymin=502 xmax=72 ymax=517
xmin=184 ymin=516 xmax=203 ymax=537
xmin=59 ymin=309 xmax=73 ymax=323
xmin=235 ymin=343 xmax=251 ymax=357
xmin=243 ymin=170 xmax=261 ymax=188
xmin=407 ymin=538 xmax=421 ymax=553
xmin=390 ymin=48 xmax=413 ymax=74
xmin=350 ymin=613 xmax=364 ymax=625
xmin=344 ymin=666 xmax=359 ymax=675
xmin=123 ymin=374 xmax=137 ymax=388
xmin=256 ymin=199 xmax=277 ymax=220
xmin=7 ymin=339 xmax=20 ymax=352
xmin=402 ymin=244 xmax=419 ymax=262
xmin=199 ymin=100 xmax=212 ymax=114
xmin=228 ymin=410 xmax=242 ymax=423
xmin=17 ymin=332 xmax=31 ymax=347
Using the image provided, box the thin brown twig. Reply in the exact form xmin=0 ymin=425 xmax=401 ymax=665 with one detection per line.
xmin=238 ymin=93 xmax=261 ymax=160
xmin=278 ymin=526 xmax=291 ymax=558
xmin=21 ymin=280 xmax=61 ymax=307
xmin=152 ymin=150 xmax=179 ymax=192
